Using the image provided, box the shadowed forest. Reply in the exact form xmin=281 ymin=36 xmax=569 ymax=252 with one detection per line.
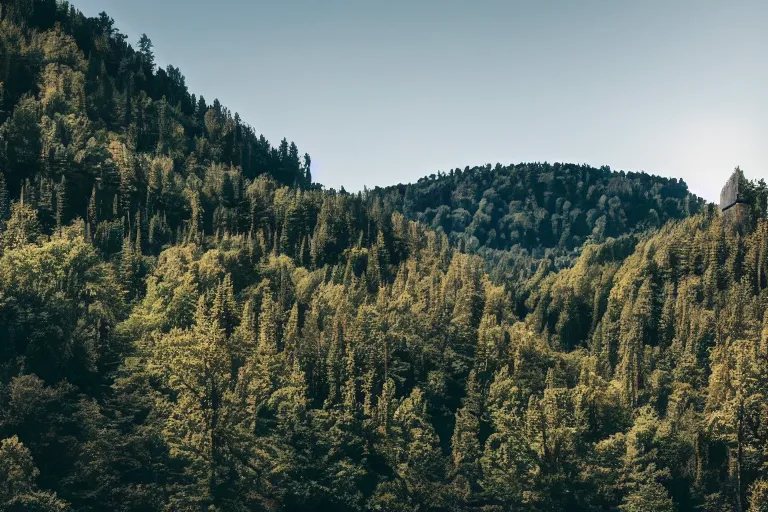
xmin=2 ymin=2 xmax=768 ymax=511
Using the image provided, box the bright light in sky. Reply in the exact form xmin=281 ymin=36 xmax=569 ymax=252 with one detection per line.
xmin=72 ymin=0 xmax=767 ymax=202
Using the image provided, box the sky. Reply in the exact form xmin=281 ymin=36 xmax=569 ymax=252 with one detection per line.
xmin=72 ymin=0 xmax=767 ymax=202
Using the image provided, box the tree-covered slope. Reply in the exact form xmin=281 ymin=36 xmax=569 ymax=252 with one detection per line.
xmin=376 ymin=162 xmax=702 ymax=255
xmin=517 ymin=204 xmax=768 ymax=511
xmin=0 ymin=0 xmax=311 ymax=241
xmin=3 ymin=1 xmax=768 ymax=512
xmin=2 ymin=175 xmax=768 ymax=511
xmin=0 ymin=2 xmax=703 ymax=266
xmin=371 ymin=162 xmax=706 ymax=309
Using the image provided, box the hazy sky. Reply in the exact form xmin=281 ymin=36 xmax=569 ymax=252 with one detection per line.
xmin=73 ymin=0 xmax=767 ymax=201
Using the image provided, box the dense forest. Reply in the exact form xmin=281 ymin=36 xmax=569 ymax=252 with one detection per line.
xmin=1 ymin=1 xmax=768 ymax=511
xmin=378 ymin=162 xmax=700 ymax=265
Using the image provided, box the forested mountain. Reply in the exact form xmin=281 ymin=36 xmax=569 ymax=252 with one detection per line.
xmin=373 ymin=163 xmax=704 ymax=298
xmin=379 ymin=162 xmax=700 ymax=254
xmin=0 ymin=0 xmax=311 ymax=245
xmin=2 ymin=2 xmax=768 ymax=511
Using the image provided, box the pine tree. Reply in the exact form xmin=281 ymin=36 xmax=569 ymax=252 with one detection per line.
xmin=389 ymin=387 xmax=446 ymax=508
xmin=246 ymin=294 xmax=284 ymax=408
xmin=55 ymin=175 xmax=66 ymax=231
xmin=210 ymin=274 xmax=238 ymax=337
xmin=152 ymin=314 xmax=243 ymax=508
xmin=367 ymin=241 xmax=381 ymax=290
xmin=283 ymin=302 xmax=300 ymax=370
xmin=134 ymin=210 xmax=143 ymax=255
xmin=375 ymin=229 xmax=389 ymax=279
xmin=481 ymin=366 xmax=536 ymax=507
xmin=314 ymin=348 xmax=367 ymax=510
xmin=748 ymin=479 xmax=768 ymax=512
xmin=188 ymin=193 xmax=203 ymax=243
xmin=37 ymin=177 xmax=54 ymax=232
xmin=0 ymin=202 xmax=41 ymax=251
xmin=120 ymin=231 xmax=136 ymax=299
xmin=0 ymin=172 xmax=10 ymax=222
xmin=450 ymin=370 xmax=482 ymax=503
xmin=620 ymin=475 xmax=674 ymax=512
xmin=138 ymin=34 xmax=155 ymax=73
xmin=233 ymin=299 xmax=256 ymax=353
xmin=616 ymin=299 xmax=643 ymax=406
xmin=376 ymin=378 xmax=397 ymax=437
xmin=325 ymin=316 xmax=345 ymax=407
xmin=87 ymin=186 xmax=97 ymax=230
xmin=303 ymin=153 xmax=312 ymax=185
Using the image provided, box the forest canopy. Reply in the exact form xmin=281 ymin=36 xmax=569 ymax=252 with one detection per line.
xmin=1 ymin=1 xmax=768 ymax=512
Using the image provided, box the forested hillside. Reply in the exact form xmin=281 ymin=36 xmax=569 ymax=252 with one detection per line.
xmin=2 ymin=2 xmax=768 ymax=512
xmin=374 ymin=163 xmax=703 ymax=283
xmin=378 ymin=162 xmax=700 ymax=252
xmin=0 ymin=0 xmax=311 ymax=244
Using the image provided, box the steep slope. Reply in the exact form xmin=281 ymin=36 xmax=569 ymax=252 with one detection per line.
xmin=0 ymin=0 xmax=311 ymax=241
xmin=516 ymin=183 xmax=768 ymax=510
xmin=0 ymin=1 xmax=703 ymax=270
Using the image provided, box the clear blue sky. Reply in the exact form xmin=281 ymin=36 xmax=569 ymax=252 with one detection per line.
xmin=73 ymin=0 xmax=767 ymax=201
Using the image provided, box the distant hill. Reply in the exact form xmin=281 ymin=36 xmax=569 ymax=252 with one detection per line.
xmin=381 ymin=162 xmax=700 ymax=252
xmin=373 ymin=162 xmax=704 ymax=290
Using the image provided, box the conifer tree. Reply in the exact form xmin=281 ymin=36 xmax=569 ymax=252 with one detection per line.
xmin=748 ymin=479 xmax=768 ymax=512
xmin=120 ymin=231 xmax=136 ymax=299
xmin=210 ymin=274 xmax=238 ymax=337
xmin=389 ymin=387 xmax=446 ymax=508
xmin=325 ymin=316 xmax=345 ymax=407
xmin=0 ymin=172 xmax=10 ymax=222
xmin=481 ymin=366 xmax=536 ymax=507
xmin=246 ymin=294 xmax=284 ymax=408
xmin=376 ymin=378 xmax=397 ymax=438
xmin=134 ymin=210 xmax=143 ymax=255
xmin=450 ymin=370 xmax=482 ymax=502
xmin=283 ymin=302 xmax=300 ymax=369
xmin=87 ymin=186 xmax=97 ymax=228
xmin=232 ymin=299 xmax=256 ymax=359
xmin=0 ymin=201 xmax=41 ymax=251
xmin=303 ymin=153 xmax=312 ymax=185
xmin=55 ymin=175 xmax=66 ymax=231
xmin=152 ymin=310 xmax=244 ymax=509
xmin=138 ymin=34 xmax=155 ymax=73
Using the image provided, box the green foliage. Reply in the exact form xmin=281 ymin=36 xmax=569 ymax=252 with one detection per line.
xmin=0 ymin=436 xmax=67 ymax=511
xmin=1 ymin=3 xmax=767 ymax=512
xmin=376 ymin=162 xmax=703 ymax=284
